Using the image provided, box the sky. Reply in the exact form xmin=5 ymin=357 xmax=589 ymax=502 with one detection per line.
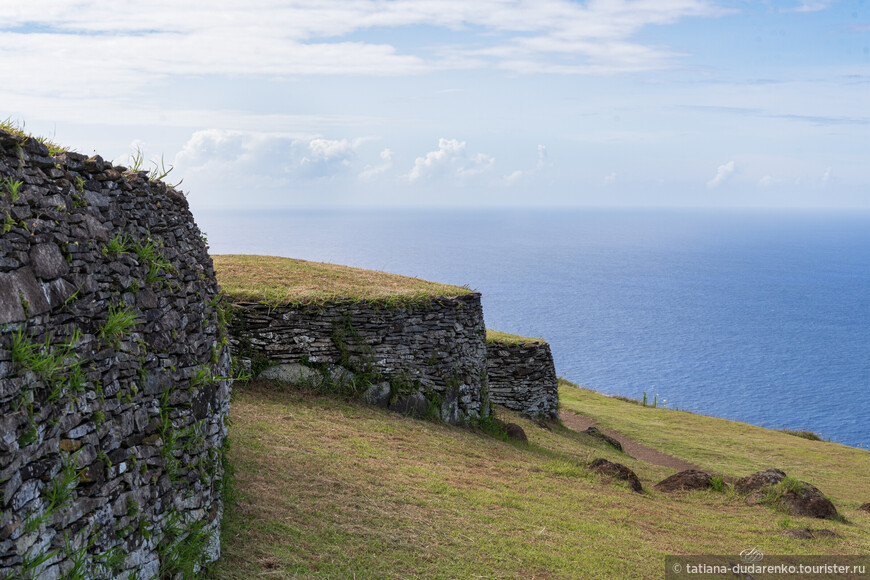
xmin=2 ymin=0 xmax=869 ymax=211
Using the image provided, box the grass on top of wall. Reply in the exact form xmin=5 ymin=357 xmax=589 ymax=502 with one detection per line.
xmin=485 ymin=329 xmax=547 ymax=345
xmin=211 ymin=254 xmax=474 ymax=307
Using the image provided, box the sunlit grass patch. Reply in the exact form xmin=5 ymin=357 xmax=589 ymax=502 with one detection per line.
xmin=212 ymin=254 xmax=473 ymax=307
xmin=210 ymin=381 xmax=870 ymax=579
xmin=485 ymin=329 xmax=547 ymax=345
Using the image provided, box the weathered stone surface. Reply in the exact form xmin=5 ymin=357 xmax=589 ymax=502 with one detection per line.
xmin=389 ymin=391 xmax=429 ymax=419
xmin=362 ymin=382 xmax=391 ymax=408
xmin=0 ymin=268 xmax=50 ymax=323
xmin=258 ymin=363 xmax=320 ymax=385
xmin=0 ymin=127 xmax=230 ymax=579
xmin=589 ymin=458 xmax=643 ymax=493
xmin=779 ymin=482 xmax=839 ymax=520
xmin=582 ymin=426 xmax=623 ymax=452
xmin=504 ymin=422 xmax=528 ymax=444
xmin=738 ymin=469 xmax=839 ymax=520
xmin=654 ymin=470 xmax=713 ymax=492
xmin=735 ymin=468 xmax=787 ymax=494
xmin=229 ymin=293 xmax=489 ymax=425
xmin=29 ymin=243 xmax=68 ymax=280
xmin=486 ymin=340 xmax=558 ymax=419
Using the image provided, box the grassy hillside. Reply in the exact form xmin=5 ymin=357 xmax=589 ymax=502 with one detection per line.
xmin=210 ymin=380 xmax=870 ymax=579
xmin=212 ymin=254 xmax=473 ymax=306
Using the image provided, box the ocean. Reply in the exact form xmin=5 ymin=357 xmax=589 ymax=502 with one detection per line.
xmin=197 ymin=208 xmax=870 ymax=449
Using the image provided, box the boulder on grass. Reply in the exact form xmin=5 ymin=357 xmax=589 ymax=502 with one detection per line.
xmin=654 ymin=469 xmax=713 ymax=492
xmin=779 ymin=482 xmax=839 ymax=520
xmin=505 ymin=422 xmax=529 ymax=444
xmin=589 ymin=458 xmax=643 ymax=493
xmin=858 ymin=503 xmax=870 ymax=513
xmin=735 ymin=468 xmax=786 ymax=494
xmin=740 ymin=470 xmax=839 ymax=520
xmin=582 ymin=427 xmax=623 ymax=452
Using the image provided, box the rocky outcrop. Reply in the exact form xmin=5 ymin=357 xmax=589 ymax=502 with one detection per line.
xmin=0 ymin=129 xmax=230 ymax=578
xmin=654 ymin=470 xmax=713 ymax=492
xmin=735 ymin=468 xmax=786 ymax=494
xmin=229 ymin=294 xmax=489 ymax=424
xmin=738 ymin=469 xmax=839 ymax=520
xmin=485 ymin=338 xmax=558 ymax=419
xmin=582 ymin=427 xmax=623 ymax=452
xmin=589 ymin=458 xmax=643 ymax=493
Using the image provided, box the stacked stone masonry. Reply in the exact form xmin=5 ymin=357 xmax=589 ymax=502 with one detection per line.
xmin=486 ymin=341 xmax=559 ymax=419
xmin=228 ymin=294 xmax=489 ymax=424
xmin=0 ymin=129 xmax=231 ymax=578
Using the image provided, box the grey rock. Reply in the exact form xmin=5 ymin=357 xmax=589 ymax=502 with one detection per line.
xmin=0 ymin=268 xmax=50 ymax=323
xmin=654 ymin=470 xmax=713 ymax=492
xmin=735 ymin=468 xmax=787 ymax=494
xmin=29 ymin=243 xmax=69 ymax=280
xmin=589 ymin=458 xmax=643 ymax=493
xmin=258 ymin=363 xmax=320 ymax=385
xmin=362 ymin=382 xmax=391 ymax=408
xmin=582 ymin=426 xmax=623 ymax=452
xmin=390 ymin=391 xmax=429 ymax=419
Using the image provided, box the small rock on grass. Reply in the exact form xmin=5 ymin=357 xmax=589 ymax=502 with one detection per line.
xmin=582 ymin=426 xmax=623 ymax=452
xmin=654 ymin=469 xmax=713 ymax=492
xmin=738 ymin=469 xmax=839 ymax=520
xmin=505 ymin=423 xmax=528 ymax=443
xmin=734 ymin=468 xmax=786 ymax=494
xmin=589 ymin=458 xmax=643 ymax=493
xmin=779 ymin=483 xmax=839 ymax=520
xmin=491 ymin=419 xmax=529 ymax=443
xmin=859 ymin=503 xmax=870 ymax=513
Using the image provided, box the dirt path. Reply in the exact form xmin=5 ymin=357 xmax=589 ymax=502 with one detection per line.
xmin=560 ymin=411 xmax=703 ymax=473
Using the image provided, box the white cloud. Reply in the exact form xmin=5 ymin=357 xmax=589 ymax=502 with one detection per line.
xmin=758 ymin=175 xmax=782 ymax=187
xmin=604 ymin=172 xmax=617 ymax=185
xmin=707 ymin=161 xmax=735 ymax=189
xmin=174 ymin=129 xmax=366 ymax=182
xmin=821 ymin=167 xmax=833 ymax=186
xmin=504 ymin=145 xmax=550 ymax=186
xmin=359 ymin=148 xmax=394 ymax=181
xmin=408 ymin=138 xmax=495 ymax=183
xmin=785 ymin=0 xmax=837 ymax=13
xmin=0 ymin=0 xmax=722 ymax=103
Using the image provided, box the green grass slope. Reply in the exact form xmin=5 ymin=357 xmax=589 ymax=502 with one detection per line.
xmin=210 ymin=381 xmax=870 ymax=579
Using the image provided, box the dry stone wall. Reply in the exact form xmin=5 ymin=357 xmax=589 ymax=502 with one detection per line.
xmin=0 ymin=129 xmax=231 ymax=579
xmin=486 ymin=340 xmax=558 ymax=419
xmin=228 ymin=294 xmax=489 ymax=424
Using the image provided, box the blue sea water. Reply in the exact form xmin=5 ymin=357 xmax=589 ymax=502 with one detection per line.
xmin=197 ymin=208 xmax=870 ymax=449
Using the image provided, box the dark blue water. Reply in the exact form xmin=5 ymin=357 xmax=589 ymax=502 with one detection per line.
xmin=196 ymin=208 xmax=870 ymax=449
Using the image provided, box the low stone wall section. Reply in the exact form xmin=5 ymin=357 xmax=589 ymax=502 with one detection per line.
xmin=0 ymin=129 xmax=230 ymax=578
xmin=228 ymin=294 xmax=489 ymax=424
xmin=486 ymin=340 xmax=559 ymax=419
